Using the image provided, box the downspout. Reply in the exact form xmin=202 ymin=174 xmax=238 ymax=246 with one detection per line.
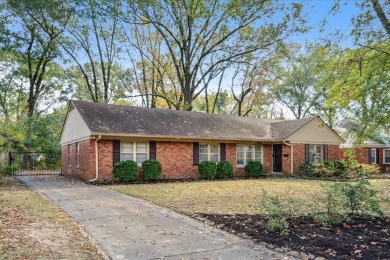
xmin=89 ymin=135 xmax=101 ymax=182
xmin=283 ymin=141 xmax=294 ymax=176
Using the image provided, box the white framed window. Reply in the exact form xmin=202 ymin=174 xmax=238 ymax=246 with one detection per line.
xmin=309 ymin=145 xmax=323 ymax=162
xmin=76 ymin=142 xmax=80 ymax=167
xmin=237 ymin=144 xmax=263 ymax=167
xmin=199 ymin=143 xmax=219 ymax=163
xmin=370 ymin=148 xmax=377 ymax=164
xmin=384 ymin=149 xmax=390 ymax=164
xmin=121 ymin=142 xmax=148 ymax=164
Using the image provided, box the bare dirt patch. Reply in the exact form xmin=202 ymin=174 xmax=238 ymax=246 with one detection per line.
xmin=0 ymin=177 xmax=106 ymax=259
xmin=199 ymin=213 xmax=390 ymax=260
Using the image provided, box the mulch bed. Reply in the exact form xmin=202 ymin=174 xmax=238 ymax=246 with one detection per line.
xmin=198 ymin=214 xmax=390 ymax=259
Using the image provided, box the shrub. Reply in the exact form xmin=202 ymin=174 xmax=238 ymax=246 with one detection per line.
xmin=198 ymin=161 xmax=217 ymax=180
xmin=314 ymin=178 xmax=383 ymax=226
xmin=142 ymin=160 xmax=162 ymax=180
xmin=256 ymin=191 xmax=306 ymax=235
xmin=0 ymin=165 xmax=20 ymax=176
xmin=113 ymin=160 xmax=138 ymax=182
xmin=299 ymin=161 xmax=314 ymax=176
xmin=245 ymin=161 xmax=264 ymax=178
xmin=217 ymin=160 xmax=233 ymax=179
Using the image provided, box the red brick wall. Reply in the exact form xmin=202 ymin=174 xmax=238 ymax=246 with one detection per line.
xmin=292 ymin=144 xmax=340 ymax=175
xmin=61 ymin=139 xmax=95 ymax=181
xmin=263 ymin=144 xmax=272 ymax=173
xmin=156 ymin=142 xmax=199 ymax=179
xmin=340 ymin=147 xmax=390 ymax=173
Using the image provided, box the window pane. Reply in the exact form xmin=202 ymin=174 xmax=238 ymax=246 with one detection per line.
xmin=255 ymin=145 xmax=262 ymax=161
xmin=316 ymin=145 xmax=322 ymax=154
xmin=237 ymin=151 xmax=245 ymax=160
xmin=385 ymin=150 xmax=390 ymax=157
xmin=309 ymin=145 xmax=314 ymax=153
xmin=199 ymin=144 xmax=208 ymax=154
xmin=136 ymin=143 xmax=147 ymax=153
xmin=199 ymin=154 xmax=208 ymax=163
xmin=210 ymin=144 xmax=218 ymax=154
xmin=122 ymin=142 xmax=133 ymax=153
xmin=237 ymin=159 xmax=245 ymax=165
xmin=237 ymin=145 xmax=244 ymax=152
xmin=122 ymin=153 xmax=133 ymax=161
xmin=246 ymin=145 xmax=254 ymax=161
xmin=136 ymin=153 xmax=147 ymax=164
xmin=210 ymin=154 xmax=219 ymax=162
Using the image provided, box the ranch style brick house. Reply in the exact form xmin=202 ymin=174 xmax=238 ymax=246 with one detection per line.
xmin=334 ymin=121 xmax=390 ymax=173
xmin=60 ymin=100 xmax=343 ymax=182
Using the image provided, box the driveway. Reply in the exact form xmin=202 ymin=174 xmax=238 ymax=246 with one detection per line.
xmin=18 ymin=175 xmax=296 ymax=260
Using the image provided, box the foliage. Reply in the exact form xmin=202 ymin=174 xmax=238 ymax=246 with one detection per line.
xmin=256 ymin=191 xmax=306 ymax=235
xmin=315 ymin=178 xmax=383 ymax=226
xmin=142 ymin=160 xmax=162 ymax=180
xmin=198 ymin=161 xmax=217 ymax=180
xmin=113 ymin=160 xmax=138 ymax=182
xmin=216 ymin=160 xmax=233 ymax=179
xmin=0 ymin=165 xmax=20 ymax=176
xmin=245 ymin=161 xmax=264 ymax=178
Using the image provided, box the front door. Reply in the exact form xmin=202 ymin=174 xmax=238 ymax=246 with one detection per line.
xmin=273 ymin=144 xmax=282 ymax=172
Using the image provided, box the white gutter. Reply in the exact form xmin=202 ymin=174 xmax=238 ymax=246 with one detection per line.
xmin=283 ymin=141 xmax=294 ymax=176
xmin=89 ymin=135 xmax=101 ymax=182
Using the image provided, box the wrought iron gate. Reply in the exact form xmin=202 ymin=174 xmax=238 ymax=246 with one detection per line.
xmin=10 ymin=152 xmax=61 ymax=175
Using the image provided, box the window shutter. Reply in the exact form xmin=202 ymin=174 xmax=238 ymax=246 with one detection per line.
xmin=113 ymin=140 xmax=121 ymax=166
xmin=220 ymin=143 xmax=226 ymax=161
xmin=376 ymin=148 xmax=380 ymax=164
xmin=368 ymin=148 xmax=371 ymax=164
xmin=323 ymin=145 xmax=328 ymax=161
xmin=149 ymin=141 xmax=156 ymax=160
xmin=305 ymin=144 xmax=309 ymax=162
xmin=193 ymin=142 xmax=199 ymax=165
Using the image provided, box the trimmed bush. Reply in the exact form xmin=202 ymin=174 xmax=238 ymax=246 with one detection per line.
xmin=142 ymin=160 xmax=162 ymax=180
xmin=198 ymin=161 xmax=217 ymax=180
xmin=217 ymin=160 xmax=233 ymax=179
xmin=245 ymin=161 xmax=264 ymax=178
xmin=113 ymin=160 xmax=138 ymax=182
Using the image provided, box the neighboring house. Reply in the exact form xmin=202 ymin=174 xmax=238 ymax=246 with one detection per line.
xmin=334 ymin=121 xmax=390 ymax=173
xmin=60 ymin=100 xmax=343 ymax=182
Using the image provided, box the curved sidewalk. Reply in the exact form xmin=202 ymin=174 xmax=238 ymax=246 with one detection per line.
xmin=18 ymin=175 xmax=295 ymax=260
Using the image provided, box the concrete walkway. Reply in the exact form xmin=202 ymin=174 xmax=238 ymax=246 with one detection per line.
xmin=18 ymin=175 xmax=295 ymax=260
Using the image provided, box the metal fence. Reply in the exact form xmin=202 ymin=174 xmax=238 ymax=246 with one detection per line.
xmin=10 ymin=152 xmax=61 ymax=176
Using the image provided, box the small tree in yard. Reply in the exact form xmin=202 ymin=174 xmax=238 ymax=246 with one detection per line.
xmin=113 ymin=160 xmax=138 ymax=182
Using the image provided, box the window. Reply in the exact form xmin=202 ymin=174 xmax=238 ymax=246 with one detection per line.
xmin=384 ymin=149 xmax=390 ymax=164
xmin=237 ymin=144 xmax=262 ymax=166
xmin=76 ymin=142 xmax=80 ymax=167
xmin=121 ymin=142 xmax=148 ymax=164
xmin=68 ymin=144 xmax=71 ymax=166
xmin=309 ymin=145 xmax=323 ymax=162
xmin=199 ymin=143 xmax=219 ymax=163
xmin=370 ymin=148 xmax=377 ymax=164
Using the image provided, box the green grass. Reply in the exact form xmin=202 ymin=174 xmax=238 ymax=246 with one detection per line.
xmin=111 ymin=178 xmax=390 ymax=216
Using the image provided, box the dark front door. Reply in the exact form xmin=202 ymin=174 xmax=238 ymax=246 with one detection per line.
xmin=273 ymin=144 xmax=282 ymax=172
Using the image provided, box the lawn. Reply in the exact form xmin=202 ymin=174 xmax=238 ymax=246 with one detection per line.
xmin=0 ymin=177 xmax=106 ymax=260
xmin=111 ymin=178 xmax=390 ymax=216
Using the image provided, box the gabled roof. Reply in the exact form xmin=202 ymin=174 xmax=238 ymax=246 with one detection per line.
xmin=334 ymin=125 xmax=389 ymax=148
xmin=271 ymin=117 xmax=316 ymax=140
xmin=64 ymin=100 xmax=342 ymax=143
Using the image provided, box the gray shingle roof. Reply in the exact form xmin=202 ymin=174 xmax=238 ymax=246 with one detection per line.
xmin=271 ymin=117 xmax=317 ymax=139
xmin=70 ymin=100 xmax=326 ymax=141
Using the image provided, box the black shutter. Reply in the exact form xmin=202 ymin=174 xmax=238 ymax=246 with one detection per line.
xmin=376 ymin=148 xmax=380 ymax=164
xmin=323 ymin=145 xmax=328 ymax=161
xmin=193 ymin=142 xmax=199 ymax=165
xmin=149 ymin=141 xmax=156 ymax=160
xmin=220 ymin=143 xmax=226 ymax=161
xmin=305 ymin=144 xmax=309 ymax=162
xmin=368 ymin=148 xmax=371 ymax=164
xmin=113 ymin=140 xmax=121 ymax=166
